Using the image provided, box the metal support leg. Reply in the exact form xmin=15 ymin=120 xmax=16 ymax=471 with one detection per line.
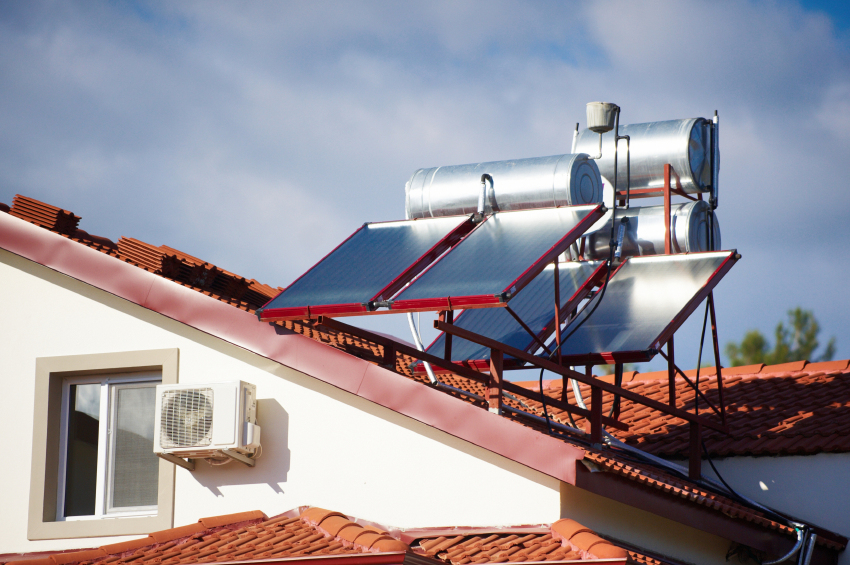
xmin=667 ymin=336 xmax=676 ymax=407
xmin=489 ymin=348 xmax=503 ymax=415
xmin=664 ymin=164 xmax=672 ymax=255
xmin=439 ymin=310 xmax=454 ymax=361
xmin=590 ymin=385 xmax=603 ymax=444
xmin=708 ymin=293 xmax=725 ymax=423
xmin=382 ymin=341 xmax=396 ymax=370
xmin=689 ymin=422 xmax=702 ymax=479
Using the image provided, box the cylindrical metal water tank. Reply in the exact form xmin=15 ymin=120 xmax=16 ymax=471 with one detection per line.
xmin=582 ymin=201 xmax=720 ymax=260
xmin=573 ymin=118 xmax=713 ymax=195
xmin=405 ymin=153 xmax=603 ymax=219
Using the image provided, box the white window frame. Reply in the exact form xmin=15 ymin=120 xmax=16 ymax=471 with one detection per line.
xmin=56 ymin=372 xmax=160 ymax=521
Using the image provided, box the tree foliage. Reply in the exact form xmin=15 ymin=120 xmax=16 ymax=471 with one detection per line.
xmin=725 ymin=308 xmax=836 ymax=367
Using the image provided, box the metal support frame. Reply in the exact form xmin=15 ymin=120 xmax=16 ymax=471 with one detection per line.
xmin=439 ymin=310 xmax=453 ymax=362
xmin=157 ymin=452 xmax=195 ymax=471
xmin=221 ymin=449 xmax=257 ymax=467
xmin=489 ymin=348 xmax=503 ymax=414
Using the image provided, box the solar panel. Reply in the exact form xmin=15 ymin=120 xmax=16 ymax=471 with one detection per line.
xmin=555 ymin=251 xmax=738 ymax=364
xmin=420 ymin=261 xmax=605 ymax=371
xmin=390 ymin=204 xmax=605 ymax=313
xmin=257 ymin=215 xmax=476 ymax=321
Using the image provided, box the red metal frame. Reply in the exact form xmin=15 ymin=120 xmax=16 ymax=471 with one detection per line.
xmin=258 ymin=216 xmax=476 ymax=322
xmin=389 ymin=204 xmax=606 ymax=314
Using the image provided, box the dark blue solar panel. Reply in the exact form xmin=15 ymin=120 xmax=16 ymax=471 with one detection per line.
xmin=393 ymin=206 xmax=599 ymax=303
xmin=425 ymin=261 xmax=602 ymax=363
xmin=558 ymin=252 xmax=732 ymax=357
xmin=264 ymin=216 xmax=469 ymax=310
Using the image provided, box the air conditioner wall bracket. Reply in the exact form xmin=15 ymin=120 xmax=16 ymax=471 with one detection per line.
xmin=157 ymin=452 xmax=195 ymax=471
xmin=222 ymin=449 xmax=256 ymax=467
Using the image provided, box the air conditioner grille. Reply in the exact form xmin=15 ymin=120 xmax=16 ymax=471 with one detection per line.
xmin=160 ymin=388 xmax=213 ymax=448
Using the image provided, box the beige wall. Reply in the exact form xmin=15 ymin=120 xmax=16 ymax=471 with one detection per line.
xmin=0 ymin=249 xmax=560 ymax=554
xmin=560 ymin=481 xmax=730 ymax=565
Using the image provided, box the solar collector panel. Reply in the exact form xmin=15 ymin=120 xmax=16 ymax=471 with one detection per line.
xmin=556 ymin=251 xmax=738 ymax=364
xmin=258 ymin=215 xmax=475 ymax=321
xmin=390 ymin=204 xmax=604 ymax=313
xmin=421 ymin=261 xmax=604 ymax=370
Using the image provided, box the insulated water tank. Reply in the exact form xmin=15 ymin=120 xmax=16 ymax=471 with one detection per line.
xmin=573 ymin=118 xmax=713 ymax=195
xmin=582 ymin=201 xmax=720 ymax=260
xmin=405 ymin=153 xmax=603 ymax=219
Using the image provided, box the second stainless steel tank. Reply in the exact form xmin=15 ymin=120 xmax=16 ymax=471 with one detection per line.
xmin=405 ymin=153 xmax=603 ymax=219
xmin=574 ymin=118 xmax=713 ymax=195
xmin=582 ymin=200 xmax=720 ymax=260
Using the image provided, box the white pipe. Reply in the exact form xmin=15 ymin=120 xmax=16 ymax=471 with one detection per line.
xmin=407 ymin=312 xmax=437 ymax=384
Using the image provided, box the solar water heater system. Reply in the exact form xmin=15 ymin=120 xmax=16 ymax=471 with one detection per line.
xmin=258 ymin=101 xmax=735 ymax=481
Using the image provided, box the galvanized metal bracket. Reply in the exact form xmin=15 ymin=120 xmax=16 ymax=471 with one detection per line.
xmin=157 ymin=452 xmax=195 ymax=471
xmin=221 ymin=449 xmax=256 ymax=467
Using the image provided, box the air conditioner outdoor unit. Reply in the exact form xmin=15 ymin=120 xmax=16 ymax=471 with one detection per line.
xmin=154 ymin=381 xmax=260 ymax=469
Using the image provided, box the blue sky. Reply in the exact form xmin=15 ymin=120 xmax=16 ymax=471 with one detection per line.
xmin=1 ymin=0 xmax=848 ymax=374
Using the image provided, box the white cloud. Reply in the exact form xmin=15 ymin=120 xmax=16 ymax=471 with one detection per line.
xmin=0 ymin=0 xmax=848 ymax=362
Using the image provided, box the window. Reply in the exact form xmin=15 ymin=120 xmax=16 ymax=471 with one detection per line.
xmin=58 ymin=374 xmax=160 ymax=520
xmin=28 ymin=349 xmax=178 ymax=540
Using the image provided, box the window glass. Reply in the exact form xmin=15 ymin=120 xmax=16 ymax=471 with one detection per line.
xmin=109 ymin=385 xmax=158 ymax=511
xmin=64 ymin=384 xmax=100 ymax=517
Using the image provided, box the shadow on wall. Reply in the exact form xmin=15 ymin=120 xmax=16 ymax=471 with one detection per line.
xmin=190 ymin=398 xmax=291 ymax=496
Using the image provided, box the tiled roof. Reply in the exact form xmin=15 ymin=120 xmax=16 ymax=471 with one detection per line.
xmin=2 ymin=195 xmax=845 ymax=555
xmin=518 ymin=359 xmax=850 ymax=458
xmin=6 ymin=195 xmax=282 ymax=312
xmin=407 ymin=518 xmax=628 ymax=562
xmin=3 ymin=509 xmax=633 ymax=565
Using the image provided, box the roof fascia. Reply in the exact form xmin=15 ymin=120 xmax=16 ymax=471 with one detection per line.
xmin=574 ymin=464 xmax=841 ymax=564
xmin=0 ymin=212 xmax=583 ymax=485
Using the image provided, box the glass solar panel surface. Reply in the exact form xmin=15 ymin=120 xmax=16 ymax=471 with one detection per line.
xmin=558 ymin=252 xmax=732 ymax=357
xmin=264 ymin=216 xmax=469 ymax=309
xmin=392 ymin=205 xmax=599 ymax=304
xmin=425 ymin=261 xmax=602 ymax=363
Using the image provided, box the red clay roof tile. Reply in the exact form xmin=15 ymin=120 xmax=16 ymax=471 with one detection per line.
xmin=99 ymin=539 xmax=156 ymax=555
xmin=51 ymin=551 xmax=107 ymax=565
xmin=150 ymin=523 xmax=207 ymax=544
xmin=199 ymin=511 xmax=267 ymax=529
xmin=761 ymin=360 xmax=807 ymax=373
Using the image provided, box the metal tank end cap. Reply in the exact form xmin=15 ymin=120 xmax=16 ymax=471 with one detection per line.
xmin=586 ymin=102 xmax=620 ymax=134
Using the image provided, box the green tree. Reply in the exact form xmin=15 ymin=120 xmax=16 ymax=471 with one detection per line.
xmin=725 ymin=307 xmax=836 ymax=367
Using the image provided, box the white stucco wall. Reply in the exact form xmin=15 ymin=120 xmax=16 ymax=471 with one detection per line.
xmin=0 ymin=249 xmax=560 ymax=554
xmin=704 ymin=453 xmax=850 ymax=565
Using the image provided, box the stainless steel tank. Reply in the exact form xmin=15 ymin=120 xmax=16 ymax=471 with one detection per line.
xmin=582 ymin=201 xmax=720 ymax=260
xmin=405 ymin=153 xmax=603 ymax=219
xmin=573 ymin=118 xmax=713 ymax=195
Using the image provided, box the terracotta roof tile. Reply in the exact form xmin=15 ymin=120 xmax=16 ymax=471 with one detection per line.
xmin=198 ymin=511 xmax=267 ymax=529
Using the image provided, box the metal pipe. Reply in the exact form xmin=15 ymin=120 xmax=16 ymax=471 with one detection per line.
xmin=764 ymin=529 xmax=805 ymax=565
xmin=407 ymin=312 xmax=437 ymax=385
xmin=798 ymin=532 xmax=817 ymax=565
xmin=477 ymin=174 xmax=492 ymax=220
xmin=712 ymin=111 xmax=720 ymax=209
